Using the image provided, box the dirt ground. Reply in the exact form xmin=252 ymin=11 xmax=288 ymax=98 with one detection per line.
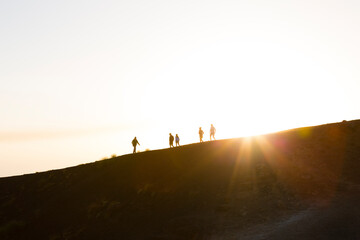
xmin=0 ymin=120 xmax=359 ymax=239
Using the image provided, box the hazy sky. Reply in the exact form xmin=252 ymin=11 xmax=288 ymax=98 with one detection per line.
xmin=1 ymin=0 xmax=359 ymax=177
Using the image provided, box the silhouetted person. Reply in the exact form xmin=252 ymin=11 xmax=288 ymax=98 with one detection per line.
xmin=199 ymin=127 xmax=204 ymax=142
xmin=210 ymin=124 xmax=216 ymax=140
xmin=169 ymin=133 xmax=174 ymax=148
xmin=132 ymin=137 xmax=140 ymax=153
xmin=175 ymin=134 xmax=180 ymax=146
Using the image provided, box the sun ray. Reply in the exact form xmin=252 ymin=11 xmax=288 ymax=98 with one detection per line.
xmin=225 ymin=137 xmax=254 ymax=198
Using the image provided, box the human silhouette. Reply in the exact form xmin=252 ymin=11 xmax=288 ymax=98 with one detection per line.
xmin=210 ymin=124 xmax=216 ymax=140
xmin=199 ymin=127 xmax=204 ymax=142
xmin=132 ymin=137 xmax=140 ymax=153
xmin=169 ymin=133 xmax=174 ymax=148
xmin=175 ymin=134 xmax=180 ymax=146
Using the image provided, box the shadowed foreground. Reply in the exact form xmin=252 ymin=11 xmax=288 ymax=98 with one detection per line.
xmin=0 ymin=120 xmax=359 ymax=239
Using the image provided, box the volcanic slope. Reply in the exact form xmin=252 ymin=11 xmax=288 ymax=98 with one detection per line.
xmin=0 ymin=120 xmax=359 ymax=239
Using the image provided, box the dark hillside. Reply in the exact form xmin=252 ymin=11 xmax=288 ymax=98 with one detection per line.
xmin=0 ymin=120 xmax=359 ymax=239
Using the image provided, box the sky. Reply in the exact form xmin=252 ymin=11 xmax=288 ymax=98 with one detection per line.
xmin=1 ymin=0 xmax=359 ymax=177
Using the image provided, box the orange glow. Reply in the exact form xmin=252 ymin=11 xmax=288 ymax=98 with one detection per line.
xmin=251 ymin=129 xmax=347 ymax=205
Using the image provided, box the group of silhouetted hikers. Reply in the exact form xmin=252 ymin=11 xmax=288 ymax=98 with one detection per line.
xmin=168 ymin=133 xmax=180 ymax=148
xmin=132 ymin=124 xmax=216 ymax=153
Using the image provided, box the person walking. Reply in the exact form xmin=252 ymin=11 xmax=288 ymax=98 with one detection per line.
xmin=199 ymin=127 xmax=204 ymax=142
xmin=169 ymin=133 xmax=174 ymax=148
xmin=210 ymin=124 xmax=216 ymax=140
xmin=175 ymin=134 xmax=180 ymax=146
xmin=132 ymin=137 xmax=140 ymax=153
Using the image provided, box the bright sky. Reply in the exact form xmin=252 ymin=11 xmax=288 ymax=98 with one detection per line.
xmin=1 ymin=0 xmax=359 ymax=177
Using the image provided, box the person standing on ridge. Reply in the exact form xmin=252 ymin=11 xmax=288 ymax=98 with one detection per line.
xmin=132 ymin=137 xmax=140 ymax=153
xmin=199 ymin=127 xmax=204 ymax=142
xmin=210 ymin=124 xmax=216 ymax=140
xmin=169 ymin=133 xmax=174 ymax=148
xmin=175 ymin=134 xmax=180 ymax=146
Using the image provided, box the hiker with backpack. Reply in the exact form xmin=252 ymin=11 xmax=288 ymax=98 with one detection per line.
xmin=175 ymin=134 xmax=180 ymax=146
xmin=210 ymin=124 xmax=216 ymax=140
xmin=169 ymin=133 xmax=175 ymax=148
xmin=199 ymin=127 xmax=204 ymax=142
xmin=132 ymin=137 xmax=140 ymax=153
